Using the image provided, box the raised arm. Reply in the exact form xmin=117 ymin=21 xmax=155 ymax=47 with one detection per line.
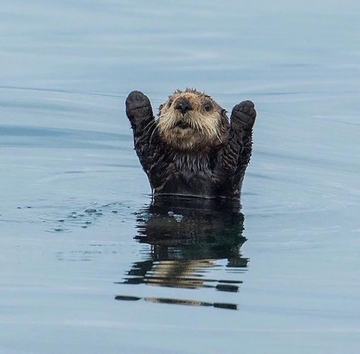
xmin=125 ymin=91 xmax=162 ymax=174
xmin=213 ymin=100 xmax=257 ymax=195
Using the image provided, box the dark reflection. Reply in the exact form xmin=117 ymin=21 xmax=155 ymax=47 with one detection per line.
xmin=115 ymin=295 xmax=237 ymax=310
xmin=115 ymin=196 xmax=249 ymax=310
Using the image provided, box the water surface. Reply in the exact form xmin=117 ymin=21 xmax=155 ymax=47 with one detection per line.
xmin=1 ymin=1 xmax=360 ymax=353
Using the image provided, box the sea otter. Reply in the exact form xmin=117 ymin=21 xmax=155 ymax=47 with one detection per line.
xmin=125 ymin=89 xmax=256 ymax=199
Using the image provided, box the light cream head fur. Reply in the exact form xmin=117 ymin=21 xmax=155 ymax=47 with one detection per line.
xmin=157 ymin=89 xmax=229 ymax=151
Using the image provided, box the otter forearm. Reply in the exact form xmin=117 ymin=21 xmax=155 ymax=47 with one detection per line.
xmin=125 ymin=91 xmax=161 ymax=173
xmin=216 ymin=100 xmax=256 ymax=170
xmin=229 ymin=100 xmax=256 ymax=168
xmin=212 ymin=100 xmax=256 ymax=195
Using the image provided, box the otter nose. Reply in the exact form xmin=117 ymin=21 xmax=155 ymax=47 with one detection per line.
xmin=175 ymin=99 xmax=192 ymax=115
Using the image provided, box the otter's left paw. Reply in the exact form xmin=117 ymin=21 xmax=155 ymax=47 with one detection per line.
xmin=231 ymin=100 xmax=256 ymax=128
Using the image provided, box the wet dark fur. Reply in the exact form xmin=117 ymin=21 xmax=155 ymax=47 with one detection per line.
xmin=125 ymin=89 xmax=256 ymax=199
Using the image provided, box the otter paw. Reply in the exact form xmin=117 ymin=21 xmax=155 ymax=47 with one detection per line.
xmin=231 ymin=100 xmax=256 ymax=127
xmin=125 ymin=91 xmax=152 ymax=119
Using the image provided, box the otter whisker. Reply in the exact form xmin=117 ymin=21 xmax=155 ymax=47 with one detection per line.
xmin=149 ymin=122 xmax=160 ymax=145
xmin=143 ymin=120 xmax=159 ymax=145
xmin=143 ymin=119 xmax=156 ymax=135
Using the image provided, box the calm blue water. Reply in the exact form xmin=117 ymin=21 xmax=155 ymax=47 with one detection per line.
xmin=1 ymin=1 xmax=360 ymax=353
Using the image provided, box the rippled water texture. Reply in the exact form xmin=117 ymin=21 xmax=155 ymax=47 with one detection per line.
xmin=1 ymin=1 xmax=360 ymax=353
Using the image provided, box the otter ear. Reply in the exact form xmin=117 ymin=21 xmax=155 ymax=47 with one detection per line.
xmin=159 ymin=104 xmax=164 ymax=111
xmin=221 ymin=108 xmax=228 ymax=116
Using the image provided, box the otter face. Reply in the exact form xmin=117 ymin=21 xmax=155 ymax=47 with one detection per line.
xmin=157 ymin=89 xmax=229 ymax=151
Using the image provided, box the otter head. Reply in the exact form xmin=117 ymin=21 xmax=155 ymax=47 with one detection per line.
xmin=157 ymin=89 xmax=229 ymax=151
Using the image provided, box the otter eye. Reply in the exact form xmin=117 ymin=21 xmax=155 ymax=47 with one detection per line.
xmin=204 ymin=102 xmax=212 ymax=112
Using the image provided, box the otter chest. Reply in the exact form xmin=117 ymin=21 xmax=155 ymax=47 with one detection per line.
xmin=152 ymin=153 xmax=216 ymax=197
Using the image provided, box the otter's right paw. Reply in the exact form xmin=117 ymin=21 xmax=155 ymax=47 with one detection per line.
xmin=230 ymin=100 xmax=256 ymax=129
xmin=125 ymin=91 xmax=152 ymax=120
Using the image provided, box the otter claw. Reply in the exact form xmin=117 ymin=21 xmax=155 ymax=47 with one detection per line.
xmin=126 ymin=91 xmax=150 ymax=110
xmin=125 ymin=91 xmax=152 ymax=120
xmin=231 ymin=100 xmax=256 ymax=126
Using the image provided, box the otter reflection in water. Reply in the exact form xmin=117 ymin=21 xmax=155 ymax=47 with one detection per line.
xmin=115 ymin=197 xmax=248 ymax=310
